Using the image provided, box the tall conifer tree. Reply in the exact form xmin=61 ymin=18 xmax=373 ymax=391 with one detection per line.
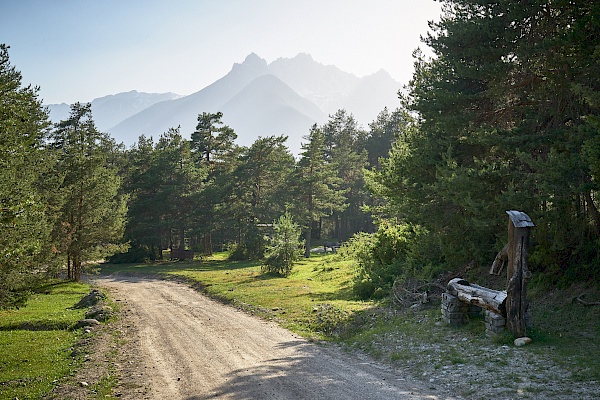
xmin=51 ymin=103 xmax=126 ymax=281
xmin=0 ymin=44 xmax=54 ymax=307
xmin=373 ymin=0 xmax=600 ymax=276
xmin=293 ymin=125 xmax=345 ymax=257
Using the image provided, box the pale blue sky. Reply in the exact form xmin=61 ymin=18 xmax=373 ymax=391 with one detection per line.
xmin=0 ymin=0 xmax=442 ymax=104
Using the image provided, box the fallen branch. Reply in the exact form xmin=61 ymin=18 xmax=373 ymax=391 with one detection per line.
xmin=576 ymin=294 xmax=600 ymax=307
xmin=392 ymin=281 xmax=446 ymax=306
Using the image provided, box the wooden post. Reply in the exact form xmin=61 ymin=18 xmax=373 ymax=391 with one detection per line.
xmin=504 ymin=210 xmax=534 ymax=337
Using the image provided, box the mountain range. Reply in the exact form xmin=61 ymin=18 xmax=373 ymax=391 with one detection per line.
xmin=46 ymin=53 xmax=401 ymax=154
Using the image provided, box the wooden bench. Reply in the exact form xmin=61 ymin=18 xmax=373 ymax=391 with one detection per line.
xmin=446 ymin=278 xmax=506 ymax=316
xmin=442 ymin=211 xmax=534 ymax=337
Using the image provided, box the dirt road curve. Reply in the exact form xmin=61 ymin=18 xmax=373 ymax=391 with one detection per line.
xmin=98 ymin=275 xmax=455 ymax=400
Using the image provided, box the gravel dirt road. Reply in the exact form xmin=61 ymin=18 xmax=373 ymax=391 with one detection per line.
xmin=97 ymin=275 xmax=457 ymax=399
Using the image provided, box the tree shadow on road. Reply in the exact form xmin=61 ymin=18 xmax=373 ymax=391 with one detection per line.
xmin=183 ymin=340 xmax=443 ymax=400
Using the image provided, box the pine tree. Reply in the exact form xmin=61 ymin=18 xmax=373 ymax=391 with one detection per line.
xmin=365 ymin=107 xmax=409 ymax=170
xmin=321 ymin=110 xmax=370 ymax=239
xmin=293 ymin=125 xmax=345 ymax=257
xmin=263 ymin=213 xmax=302 ymax=276
xmin=191 ymin=112 xmax=238 ymax=255
xmin=51 ymin=103 xmax=127 ymax=281
xmin=229 ymin=135 xmax=295 ymax=259
xmin=120 ymin=135 xmax=163 ymax=260
xmin=0 ymin=44 xmax=54 ymax=307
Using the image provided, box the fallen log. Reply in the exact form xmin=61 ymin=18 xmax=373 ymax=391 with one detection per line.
xmin=447 ymin=278 xmax=507 ymax=317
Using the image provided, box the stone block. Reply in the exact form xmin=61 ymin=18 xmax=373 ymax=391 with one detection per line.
xmin=485 ymin=310 xmax=505 ymax=336
xmin=486 ymin=325 xmax=505 ymax=336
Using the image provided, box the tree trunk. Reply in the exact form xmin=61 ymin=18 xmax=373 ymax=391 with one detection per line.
xmin=505 ymin=221 xmax=531 ymax=337
xmin=179 ymin=226 xmax=185 ymax=251
xmin=67 ymin=254 xmax=72 ymax=280
xmin=73 ymin=254 xmax=82 ymax=282
xmin=584 ymin=190 xmax=600 ymax=234
xmin=203 ymin=232 xmax=212 ymax=256
xmin=304 ymin=226 xmax=312 ymax=258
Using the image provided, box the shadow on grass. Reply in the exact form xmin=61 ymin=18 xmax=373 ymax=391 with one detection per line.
xmin=32 ymin=280 xmax=69 ymax=293
xmin=307 ymin=285 xmax=355 ymax=302
xmin=0 ymin=320 xmax=74 ymax=331
xmin=98 ymin=258 xmax=262 ymax=276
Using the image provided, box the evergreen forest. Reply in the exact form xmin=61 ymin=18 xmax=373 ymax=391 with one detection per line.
xmin=1 ymin=0 xmax=599 ymax=308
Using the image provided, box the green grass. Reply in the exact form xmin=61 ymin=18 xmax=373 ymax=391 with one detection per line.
xmin=0 ymin=280 xmax=91 ymax=399
xmin=527 ymin=284 xmax=600 ymax=382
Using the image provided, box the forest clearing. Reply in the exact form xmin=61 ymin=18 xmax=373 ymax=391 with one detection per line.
xmin=3 ymin=254 xmax=598 ymax=399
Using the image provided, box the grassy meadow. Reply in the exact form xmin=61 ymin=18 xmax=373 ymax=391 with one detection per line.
xmin=0 ymin=281 xmax=91 ymax=399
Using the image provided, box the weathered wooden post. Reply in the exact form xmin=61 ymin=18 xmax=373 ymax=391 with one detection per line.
xmin=504 ymin=210 xmax=534 ymax=337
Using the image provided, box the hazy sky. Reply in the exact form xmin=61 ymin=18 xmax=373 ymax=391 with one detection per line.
xmin=1 ymin=0 xmax=442 ymax=105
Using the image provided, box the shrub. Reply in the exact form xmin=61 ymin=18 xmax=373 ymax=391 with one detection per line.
xmin=262 ymin=213 xmax=302 ymax=276
xmin=344 ymin=220 xmax=443 ymax=299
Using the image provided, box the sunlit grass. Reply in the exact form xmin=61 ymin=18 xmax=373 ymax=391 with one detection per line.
xmin=0 ymin=281 xmax=91 ymax=399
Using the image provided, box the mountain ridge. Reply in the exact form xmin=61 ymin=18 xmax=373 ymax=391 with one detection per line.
xmin=46 ymin=53 xmax=401 ymax=153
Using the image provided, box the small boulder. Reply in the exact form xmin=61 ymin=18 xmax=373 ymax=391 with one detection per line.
xmin=76 ymin=318 xmax=100 ymax=328
xmin=85 ymin=305 xmax=114 ymax=321
xmin=74 ymin=289 xmax=106 ymax=308
xmin=514 ymin=337 xmax=532 ymax=347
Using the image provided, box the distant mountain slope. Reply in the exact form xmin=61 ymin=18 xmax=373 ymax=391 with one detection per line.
xmin=221 ymin=74 xmax=327 ymax=151
xmin=46 ymin=91 xmax=181 ymax=132
xmin=268 ymin=53 xmax=359 ymax=114
xmin=269 ymin=54 xmax=401 ymax=122
xmin=107 ymin=53 xmax=274 ymax=145
xmin=46 ymin=103 xmax=71 ymax=123
xmin=341 ymin=69 xmax=402 ymax=125
xmin=91 ymin=91 xmax=182 ymax=131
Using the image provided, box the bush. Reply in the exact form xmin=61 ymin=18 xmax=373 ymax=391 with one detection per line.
xmin=344 ymin=221 xmax=443 ymax=299
xmin=262 ymin=213 xmax=302 ymax=276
